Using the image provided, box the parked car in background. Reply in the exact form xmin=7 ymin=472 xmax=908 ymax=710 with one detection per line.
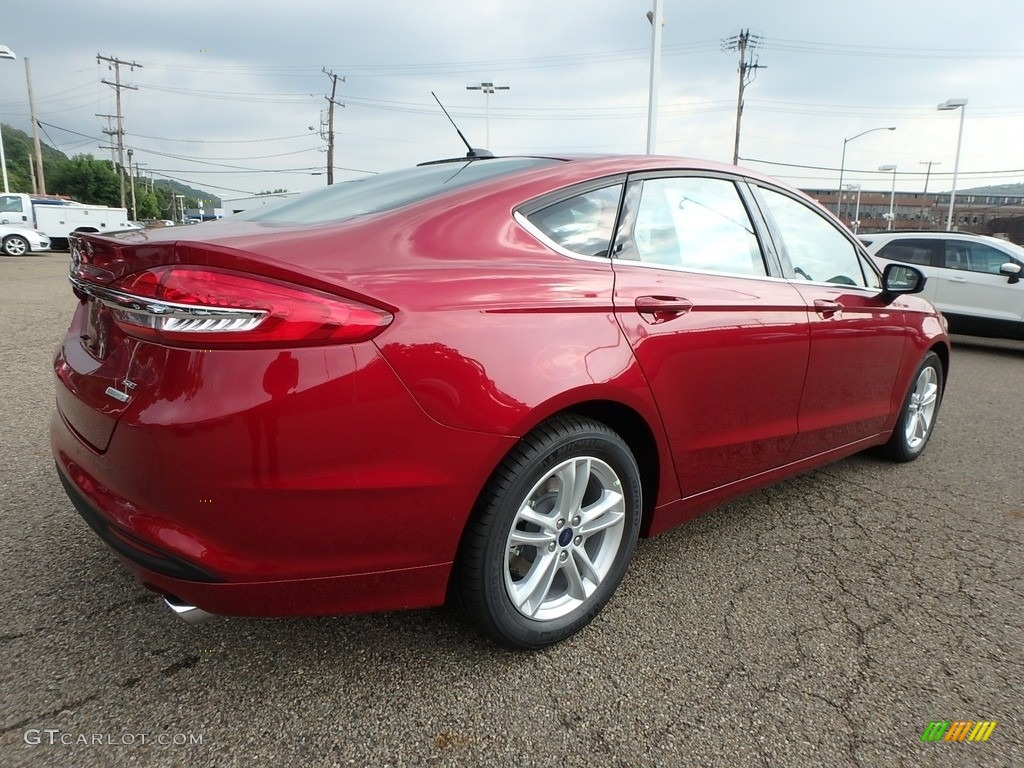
xmin=51 ymin=154 xmax=950 ymax=649
xmin=0 ymin=224 xmax=50 ymax=256
xmin=861 ymin=231 xmax=1023 ymax=340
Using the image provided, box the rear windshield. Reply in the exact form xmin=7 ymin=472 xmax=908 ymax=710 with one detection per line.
xmin=240 ymin=157 xmax=560 ymax=224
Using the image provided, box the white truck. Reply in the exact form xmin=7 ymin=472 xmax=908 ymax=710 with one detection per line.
xmin=0 ymin=193 xmax=130 ymax=250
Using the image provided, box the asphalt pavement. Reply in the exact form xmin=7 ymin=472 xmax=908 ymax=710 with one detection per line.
xmin=1 ymin=251 xmax=1021 ymax=767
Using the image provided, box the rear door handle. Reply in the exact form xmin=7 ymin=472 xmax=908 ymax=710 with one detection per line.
xmin=635 ymin=295 xmax=693 ymax=324
xmin=813 ymin=299 xmax=843 ymax=318
xmin=949 ymin=276 xmax=968 ymax=283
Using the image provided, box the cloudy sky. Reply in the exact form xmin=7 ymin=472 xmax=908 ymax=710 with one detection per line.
xmin=2 ymin=0 xmax=1022 ymax=202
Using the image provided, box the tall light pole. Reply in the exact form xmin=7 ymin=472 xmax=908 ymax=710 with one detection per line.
xmin=937 ymin=98 xmax=968 ymax=230
xmin=126 ymin=148 xmax=137 ymax=220
xmin=879 ymin=164 xmax=897 ymax=231
xmin=850 ymin=185 xmax=863 ymax=234
xmin=466 ymin=81 xmax=509 ymax=148
xmin=645 ymin=0 xmax=664 ymax=154
xmin=919 ymin=160 xmax=940 ymax=224
xmin=0 ymin=45 xmax=16 ymax=193
xmin=837 ymin=126 xmax=896 ymax=222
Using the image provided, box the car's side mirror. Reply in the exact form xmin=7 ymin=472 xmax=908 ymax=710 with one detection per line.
xmin=882 ymin=263 xmax=926 ymax=295
xmin=998 ymin=262 xmax=1021 ymax=284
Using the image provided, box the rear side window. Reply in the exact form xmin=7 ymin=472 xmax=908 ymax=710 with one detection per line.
xmin=877 ymin=239 xmax=936 ymax=267
xmin=241 ymin=157 xmax=559 ymax=224
xmin=523 ymin=185 xmax=623 ymax=258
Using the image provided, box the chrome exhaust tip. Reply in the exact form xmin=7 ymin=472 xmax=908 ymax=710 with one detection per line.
xmin=164 ymin=595 xmax=216 ymax=624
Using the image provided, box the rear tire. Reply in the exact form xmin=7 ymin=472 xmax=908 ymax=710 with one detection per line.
xmin=879 ymin=351 xmax=943 ymax=462
xmin=2 ymin=235 xmax=29 ymax=257
xmin=454 ymin=415 xmax=642 ymax=649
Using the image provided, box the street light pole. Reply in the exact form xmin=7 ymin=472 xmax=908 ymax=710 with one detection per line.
xmin=937 ymin=98 xmax=968 ymax=230
xmin=919 ymin=160 xmax=940 ymax=224
xmin=645 ymin=0 xmax=664 ymax=154
xmin=127 ymin=148 xmax=137 ymax=220
xmin=837 ymin=126 xmax=896 ymax=223
xmin=879 ymin=165 xmax=897 ymax=231
xmin=851 ymin=185 xmax=863 ymax=234
xmin=466 ymin=81 xmax=509 ymax=148
xmin=0 ymin=45 xmax=16 ymax=193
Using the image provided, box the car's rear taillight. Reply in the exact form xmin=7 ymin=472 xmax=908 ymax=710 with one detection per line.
xmin=85 ymin=266 xmax=392 ymax=347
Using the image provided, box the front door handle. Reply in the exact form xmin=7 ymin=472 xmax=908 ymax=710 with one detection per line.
xmin=635 ymin=295 xmax=693 ymax=324
xmin=813 ymin=299 xmax=843 ymax=318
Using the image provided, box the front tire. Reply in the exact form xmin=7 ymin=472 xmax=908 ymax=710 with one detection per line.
xmin=2 ymin=235 xmax=29 ymax=257
xmin=880 ymin=351 xmax=943 ymax=462
xmin=455 ymin=415 xmax=643 ymax=649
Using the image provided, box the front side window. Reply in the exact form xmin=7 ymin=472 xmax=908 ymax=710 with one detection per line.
xmin=524 ymin=185 xmax=623 ymax=258
xmin=758 ymin=187 xmax=877 ymax=288
xmin=0 ymin=195 xmax=23 ymax=214
xmin=944 ymin=240 xmax=1018 ymax=274
xmin=620 ymin=176 xmax=765 ymax=277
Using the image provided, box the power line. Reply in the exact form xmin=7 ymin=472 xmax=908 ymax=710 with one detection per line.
xmin=125 ymin=131 xmax=314 ymax=144
xmin=739 ymin=155 xmax=1024 ymax=177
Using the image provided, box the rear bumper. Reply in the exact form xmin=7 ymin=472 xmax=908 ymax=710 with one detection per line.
xmin=54 ymin=440 xmax=479 ymax=618
xmin=57 ymin=464 xmax=220 ymax=583
xmin=51 ymin=340 xmax=518 ymax=618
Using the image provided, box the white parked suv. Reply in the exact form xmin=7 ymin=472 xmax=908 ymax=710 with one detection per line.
xmin=861 ymin=231 xmax=1023 ymax=340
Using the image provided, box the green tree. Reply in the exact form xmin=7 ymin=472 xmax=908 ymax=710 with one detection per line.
xmin=0 ymin=124 xmax=67 ymax=194
xmin=49 ymin=154 xmax=122 ymax=207
xmin=134 ymin=186 xmax=161 ymax=219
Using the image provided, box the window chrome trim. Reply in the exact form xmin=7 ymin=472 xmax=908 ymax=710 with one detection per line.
xmin=610 ymin=256 xmax=790 ymax=284
xmin=513 ymin=211 xmax=615 ymax=264
xmin=608 ymin=254 xmax=885 ymax=292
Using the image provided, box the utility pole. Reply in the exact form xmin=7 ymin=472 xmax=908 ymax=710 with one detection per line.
xmin=97 ymin=53 xmax=142 ymax=209
xmin=24 ymin=57 xmax=46 ymax=194
xmin=722 ymin=29 xmax=765 ymax=165
xmin=27 ymin=152 xmax=36 ymax=194
xmin=322 ymin=68 xmax=344 ymax=185
xmin=96 ymin=113 xmax=119 ymax=168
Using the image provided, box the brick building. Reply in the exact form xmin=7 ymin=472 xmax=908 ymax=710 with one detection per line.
xmin=805 ymin=188 xmax=1024 ymax=245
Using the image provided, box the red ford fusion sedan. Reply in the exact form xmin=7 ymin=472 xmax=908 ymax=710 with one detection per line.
xmin=52 ymin=154 xmax=949 ymax=649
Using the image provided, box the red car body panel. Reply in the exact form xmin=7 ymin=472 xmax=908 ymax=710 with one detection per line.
xmin=50 ymin=155 xmax=950 ymax=618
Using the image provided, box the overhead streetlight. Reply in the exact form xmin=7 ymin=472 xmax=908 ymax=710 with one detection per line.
xmin=645 ymin=0 xmax=664 ymax=154
xmin=937 ymin=98 xmax=968 ymax=230
xmin=879 ymin=164 xmax=897 ymax=231
xmin=466 ymin=81 xmax=509 ymax=149
xmin=0 ymin=44 xmax=16 ymax=194
xmin=837 ymin=126 xmax=896 ymax=223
